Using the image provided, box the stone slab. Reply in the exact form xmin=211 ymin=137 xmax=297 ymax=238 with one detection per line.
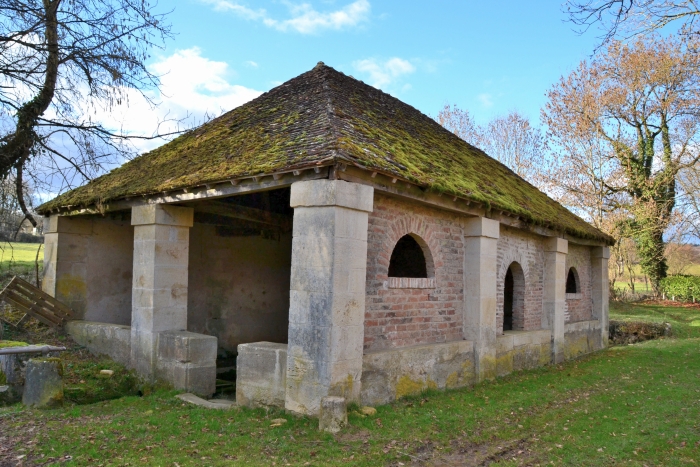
xmin=176 ymin=393 xmax=235 ymax=409
xmin=157 ymin=331 xmax=217 ymax=365
xmin=319 ymin=396 xmax=347 ymax=433
xmin=290 ymin=180 xmax=374 ymax=212
xmin=22 ymin=359 xmax=63 ymax=409
xmin=237 ymin=342 xmax=287 ymax=408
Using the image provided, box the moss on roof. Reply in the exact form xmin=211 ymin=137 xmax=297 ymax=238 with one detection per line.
xmin=38 ymin=62 xmax=611 ymax=243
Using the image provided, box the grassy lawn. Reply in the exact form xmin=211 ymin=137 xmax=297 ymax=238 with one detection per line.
xmin=0 ymin=242 xmax=43 ymax=288
xmin=1 ymin=303 xmax=699 ymax=466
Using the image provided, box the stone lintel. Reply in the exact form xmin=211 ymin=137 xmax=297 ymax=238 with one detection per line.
xmin=290 ymin=179 xmax=374 ymax=212
xmin=544 ymin=237 xmax=568 ymax=254
xmin=591 ymin=246 xmax=611 ymax=259
xmin=463 ymin=216 xmax=500 ymax=239
xmin=131 ymin=204 xmax=194 ymax=227
xmin=44 ymin=215 xmax=92 ymax=234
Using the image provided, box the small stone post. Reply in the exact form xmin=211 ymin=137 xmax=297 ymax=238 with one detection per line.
xmin=462 ymin=217 xmax=500 ymax=382
xmin=543 ymin=237 xmax=568 ymax=363
xmin=591 ymin=246 xmax=610 ymax=346
xmin=131 ymin=204 xmax=194 ymax=380
xmin=319 ymin=396 xmax=347 ymax=433
xmin=22 ymin=358 xmax=64 ymax=408
xmin=285 ymin=180 xmax=373 ymax=416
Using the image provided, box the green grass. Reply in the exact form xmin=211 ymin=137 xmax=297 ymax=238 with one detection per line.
xmin=0 ymin=242 xmax=43 ymax=286
xmin=2 ymin=334 xmax=699 ymax=465
xmin=610 ymin=301 xmax=700 ymax=339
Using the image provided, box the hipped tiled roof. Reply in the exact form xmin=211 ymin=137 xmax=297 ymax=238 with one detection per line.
xmin=38 ymin=62 xmax=612 ymax=243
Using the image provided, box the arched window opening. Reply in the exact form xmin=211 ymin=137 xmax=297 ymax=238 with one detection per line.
xmin=388 ymin=234 xmax=428 ymax=278
xmin=566 ymin=268 xmax=579 ymax=294
xmin=504 ymin=268 xmax=514 ymax=331
xmin=503 ymin=261 xmax=525 ymax=332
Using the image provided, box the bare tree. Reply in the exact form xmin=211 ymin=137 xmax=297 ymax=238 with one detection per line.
xmin=542 ymin=35 xmax=700 ymax=294
xmin=566 ymin=0 xmax=700 ymax=47
xmin=0 ymin=0 xmax=182 ymax=227
xmin=436 ymin=106 xmax=546 ymax=189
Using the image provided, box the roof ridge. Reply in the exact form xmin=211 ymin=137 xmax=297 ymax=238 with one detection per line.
xmin=317 ymin=63 xmax=341 ymax=163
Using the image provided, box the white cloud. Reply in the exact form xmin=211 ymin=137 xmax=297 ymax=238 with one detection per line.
xmin=201 ymin=0 xmax=370 ymax=34
xmin=244 ymin=60 xmax=259 ymax=68
xmin=98 ymin=47 xmax=262 ymax=153
xmin=477 ymin=93 xmax=494 ymax=109
xmin=352 ymin=57 xmax=415 ymax=89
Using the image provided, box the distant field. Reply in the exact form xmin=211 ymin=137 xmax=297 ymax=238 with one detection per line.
xmin=0 ymin=242 xmax=43 ymax=266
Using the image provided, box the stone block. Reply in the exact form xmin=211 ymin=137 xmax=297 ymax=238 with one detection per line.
xmin=544 ymin=237 xmax=568 ymax=254
xmin=463 ymin=216 xmax=500 ymax=239
xmin=236 ymin=342 xmax=287 ymax=408
xmin=157 ymin=331 xmax=217 ymax=365
xmin=131 ymin=204 xmax=194 ymax=227
xmin=22 ymin=359 xmax=64 ymax=409
xmin=157 ymin=360 xmax=216 ymax=396
xmin=319 ymin=396 xmax=347 ymax=433
xmin=291 ymin=180 xmax=374 ymax=213
xmin=66 ymin=320 xmax=131 ymax=366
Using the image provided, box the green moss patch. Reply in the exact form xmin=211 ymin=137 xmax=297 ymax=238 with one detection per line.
xmin=0 ymin=341 xmax=28 ymax=349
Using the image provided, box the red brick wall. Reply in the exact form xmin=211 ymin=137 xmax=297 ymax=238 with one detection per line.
xmin=496 ymin=226 xmax=545 ymax=333
xmin=364 ymin=194 xmax=464 ymax=351
xmin=565 ymin=244 xmax=593 ymax=322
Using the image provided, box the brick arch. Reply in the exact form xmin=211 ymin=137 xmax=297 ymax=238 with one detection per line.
xmin=497 ymin=251 xmax=531 ymax=333
xmin=378 ymin=215 xmax=441 ymax=280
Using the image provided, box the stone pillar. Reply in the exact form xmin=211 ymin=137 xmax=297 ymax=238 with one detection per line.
xmin=543 ymin=237 xmax=568 ymax=364
xmin=286 ymin=180 xmax=373 ymax=416
xmin=591 ymin=246 xmax=610 ymax=346
xmin=42 ymin=215 xmax=92 ymax=317
xmin=130 ymin=204 xmax=193 ymax=379
xmin=463 ymin=217 xmax=499 ymax=382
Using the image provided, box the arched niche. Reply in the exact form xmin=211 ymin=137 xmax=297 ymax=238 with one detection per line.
xmin=503 ymin=261 xmax=525 ymax=332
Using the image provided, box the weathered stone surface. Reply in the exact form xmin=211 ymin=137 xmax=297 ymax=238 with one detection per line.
xmin=463 ymin=217 xmax=499 ymax=382
xmin=157 ymin=360 xmax=216 ymax=396
xmin=360 ymin=406 xmax=377 ymax=416
xmin=564 ymin=320 xmax=603 ymax=359
xmin=290 ymin=179 xmax=374 ymax=213
xmin=22 ymin=358 xmax=63 ymax=409
xmin=543 ymin=237 xmax=567 ymax=364
xmin=65 ymin=320 xmax=131 ymax=366
xmin=285 ymin=180 xmax=373 ymax=416
xmin=496 ymin=330 xmax=552 ymax=377
xmin=319 ymin=396 xmax=347 ymax=433
xmin=131 ymin=204 xmax=194 ymax=227
xmin=236 ymin=342 xmax=287 ymax=408
xmin=157 ymin=331 xmax=217 ymax=365
xmin=361 ymin=340 xmax=474 ymax=406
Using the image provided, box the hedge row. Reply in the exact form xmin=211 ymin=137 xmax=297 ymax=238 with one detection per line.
xmin=660 ymin=275 xmax=700 ymax=301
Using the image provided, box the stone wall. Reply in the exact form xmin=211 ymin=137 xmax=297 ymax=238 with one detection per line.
xmin=496 ymin=330 xmax=552 ymax=376
xmin=496 ymin=226 xmax=545 ymax=333
xmin=187 ymin=223 xmax=292 ymax=355
xmin=564 ymin=320 xmax=602 ymax=359
xmin=361 ymin=340 xmax=474 ymax=406
xmin=43 ymin=215 xmax=133 ymax=325
xmin=565 ymin=244 xmax=593 ymax=323
xmin=364 ymin=194 xmax=464 ymax=351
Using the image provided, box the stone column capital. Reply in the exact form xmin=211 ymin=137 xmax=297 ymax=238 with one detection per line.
xmin=463 ymin=216 xmax=500 ymax=239
xmin=544 ymin=237 xmax=568 ymax=254
xmin=591 ymin=246 xmax=611 ymax=259
xmin=290 ymin=180 xmax=374 ymax=212
xmin=43 ymin=215 xmax=92 ymax=234
xmin=131 ymin=204 xmax=194 ymax=227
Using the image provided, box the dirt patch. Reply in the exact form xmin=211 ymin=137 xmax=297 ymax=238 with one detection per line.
xmin=394 ymin=437 xmax=534 ymax=467
xmin=609 ymin=320 xmax=671 ymax=345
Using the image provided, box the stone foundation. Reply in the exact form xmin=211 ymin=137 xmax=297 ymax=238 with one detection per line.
xmin=564 ymin=320 xmax=603 ymax=360
xmin=496 ymin=330 xmax=552 ymax=377
xmin=66 ymin=320 xmax=216 ymax=395
xmin=360 ymin=340 xmax=475 ymax=406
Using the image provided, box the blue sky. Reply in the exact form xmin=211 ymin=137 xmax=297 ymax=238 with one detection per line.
xmin=119 ymin=0 xmax=602 ymax=138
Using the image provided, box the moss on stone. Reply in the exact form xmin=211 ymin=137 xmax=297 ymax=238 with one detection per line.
xmin=38 ymin=63 xmax=612 ymax=243
xmin=0 ymin=341 xmax=28 ymax=349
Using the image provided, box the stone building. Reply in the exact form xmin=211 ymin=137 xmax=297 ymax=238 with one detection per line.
xmin=38 ymin=63 xmax=613 ymax=415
